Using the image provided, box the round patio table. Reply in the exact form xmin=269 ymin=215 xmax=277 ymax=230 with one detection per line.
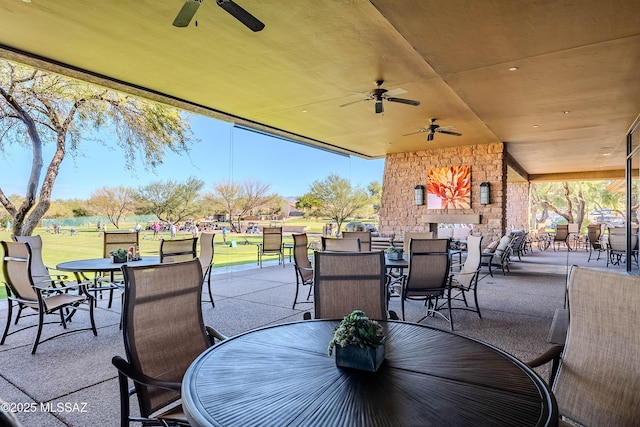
xmin=56 ymin=257 xmax=161 ymax=274
xmin=183 ymin=320 xmax=557 ymax=427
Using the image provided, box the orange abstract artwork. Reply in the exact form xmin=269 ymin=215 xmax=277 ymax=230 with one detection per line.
xmin=427 ymin=166 xmax=471 ymax=209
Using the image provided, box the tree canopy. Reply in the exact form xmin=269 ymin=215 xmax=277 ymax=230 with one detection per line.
xmin=304 ymin=174 xmax=370 ymax=234
xmin=0 ymin=59 xmax=194 ymax=235
xmin=136 ymin=177 xmax=204 ymax=224
xmin=88 ymin=186 xmax=136 ymax=229
xmin=205 ymin=179 xmax=276 ymax=232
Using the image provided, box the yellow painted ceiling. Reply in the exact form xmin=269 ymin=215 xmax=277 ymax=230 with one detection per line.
xmin=1 ymin=0 xmax=639 ymax=180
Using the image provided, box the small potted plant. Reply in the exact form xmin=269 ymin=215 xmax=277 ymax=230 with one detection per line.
xmin=328 ymin=310 xmax=386 ymax=372
xmin=109 ymin=248 xmax=128 ymax=263
xmin=385 ymin=245 xmax=404 ymax=260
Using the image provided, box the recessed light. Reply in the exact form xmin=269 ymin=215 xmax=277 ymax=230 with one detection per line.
xmin=533 ymin=125 xmax=539 ymax=128
xmin=509 ymin=67 xmax=518 ymax=71
xmin=302 ymin=109 xmax=307 ymax=113
xmin=562 ymin=111 xmax=570 ymax=114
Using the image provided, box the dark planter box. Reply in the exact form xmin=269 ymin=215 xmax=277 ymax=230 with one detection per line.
xmin=335 ymin=344 xmax=385 ymax=372
xmin=386 ymin=251 xmax=403 ymax=260
xmin=111 ymin=255 xmax=127 ymax=264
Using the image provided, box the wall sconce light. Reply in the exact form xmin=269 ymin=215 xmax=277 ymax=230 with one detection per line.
xmin=480 ymin=182 xmax=490 ymax=205
xmin=414 ymin=185 xmax=424 ymax=206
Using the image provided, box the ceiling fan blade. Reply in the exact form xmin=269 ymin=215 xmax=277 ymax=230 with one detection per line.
xmin=437 ymin=130 xmax=462 ymax=136
xmin=173 ymin=0 xmax=202 ymax=27
xmin=216 ymin=0 xmax=265 ymax=32
xmin=375 ymin=99 xmax=384 ymax=114
xmin=386 ymin=97 xmax=420 ymax=106
xmin=385 ymin=88 xmax=408 ymax=97
xmin=427 ymin=132 xmax=434 ymax=142
xmin=403 ymin=129 xmax=428 ymax=136
xmin=339 ymin=98 xmax=369 ymax=108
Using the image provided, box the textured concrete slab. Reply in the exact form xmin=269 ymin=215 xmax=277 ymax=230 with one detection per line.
xmin=0 ymin=247 xmax=633 ymax=426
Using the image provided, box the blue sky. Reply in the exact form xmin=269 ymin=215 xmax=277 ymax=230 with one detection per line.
xmin=1 ymin=115 xmax=385 ymax=200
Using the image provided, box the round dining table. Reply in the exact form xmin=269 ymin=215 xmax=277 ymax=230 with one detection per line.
xmin=56 ymin=256 xmax=161 ymax=275
xmin=182 ymin=320 xmax=557 ymax=427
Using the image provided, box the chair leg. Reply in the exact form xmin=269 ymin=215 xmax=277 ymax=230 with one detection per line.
xmin=1 ymin=300 xmax=13 ymax=345
xmin=292 ymin=277 xmax=300 ymax=309
xmin=473 ymin=285 xmax=482 ymax=319
xmin=207 ymin=273 xmax=215 ymax=308
xmin=31 ymin=309 xmax=45 ymax=354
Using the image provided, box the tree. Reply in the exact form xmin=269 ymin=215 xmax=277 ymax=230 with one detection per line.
xmin=136 ymin=177 xmax=204 ymax=224
xmin=88 ymin=186 xmax=136 ymax=228
xmin=0 ymin=60 xmax=193 ymax=236
xmin=305 ymin=174 xmax=369 ymax=234
xmin=206 ymin=179 xmax=276 ymax=232
xmin=367 ymin=180 xmax=382 ymax=215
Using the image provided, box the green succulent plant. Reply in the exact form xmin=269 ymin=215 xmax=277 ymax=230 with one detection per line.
xmin=328 ymin=310 xmax=385 ymax=356
xmin=109 ymin=248 xmax=128 ymax=258
xmin=385 ymin=246 xmax=403 ymax=253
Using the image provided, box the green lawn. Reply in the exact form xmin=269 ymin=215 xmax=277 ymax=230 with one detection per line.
xmin=0 ymin=218 xmax=378 ymax=299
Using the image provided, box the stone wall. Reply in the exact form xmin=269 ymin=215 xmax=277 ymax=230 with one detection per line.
xmin=380 ymin=142 xmax=506 ymax=245
xmin=506 ymin=181 xmax=530 ymax=232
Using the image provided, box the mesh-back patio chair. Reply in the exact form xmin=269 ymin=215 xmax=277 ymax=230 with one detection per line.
xmin=606 ymin=226 xmax=638 ymax=267
xmin=527 ymin=266 xmax=640 ymax=426
xmin=1 ymin=241 xmax=97 ymax=354
xmin=98 ymin=231 xmax=140 ymax=308
xmin=13 ymin=235 xmax=67 ymax=287
xmin=312 ymin=251 xmax=390 ymax=321
xmin=401 ymin=232 xmax=434 ymax=254
xmin=341 ymin=231 xmax=371 ymax=251
xmin=199 ymin=232 xmax=215 ymax=308
xmin=292 ymin=233 xmax=313 ymax=309
xmin=160 ymin=237 xmax=198 ymax=264
xmin=587 ymin=224 xmax=604 ymax=261
xmin=256 ymin=227 xmax=284 ymax=268
xmin=449 ymin=234 xmax=483 ymax=319
xmin=112 ymin=259 xmax=226 ymax=427
xmin=321 ymin=236 xmax=361 ymax=252
xmin=552 ymin=224 xmax=570 ymax=251
xmin=480 ymin=233 xmax=513 ymax=276
xmin=401 ymin=239 xmax=453 ymax=329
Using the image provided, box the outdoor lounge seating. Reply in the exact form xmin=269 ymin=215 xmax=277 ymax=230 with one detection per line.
xmin=552 ymin=224 xmax=570 ymax=251
xmin=606 ymin=226 xmax=638 ymax=267
xmin=321 ymin=236 xmax=361 ymax=252
xmin=1 ymin=241 xmax=97 ymax=354
xmin=481 ymin=234 xmax=513 ymax=276
xmin=199 ymin=232 xmax=215 ymax=307
xmin=13 ymin=235 xmax=67 ymax=287
xmin=312 ymin=251 xmax=392 ymax=321
xmin=449 ymin=234 xmax=483 ymax=319
xmin=256 ymin=227 xmax=284 ymax=268
xmin=587 ymin=224 xmax=605 ymax=262
xmin=527 ymin=266 xmax=640 ymax=426
xmin=98 ymin=231 xmax=140 ymax=308
xmin=401 ymin=238 xmax=453 ymax=329
xmin=159 ymin=236 xmax=198 ymax=264
xmin=292 ymin=233 xmax=313 ymax=309
xmin=341 ymin=231 xmax=371 ymax=251
xmin=112 ymin=259 xmax=226 ymax=427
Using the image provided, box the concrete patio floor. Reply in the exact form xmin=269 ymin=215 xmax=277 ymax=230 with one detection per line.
xmin=0 ymin=244 xmax=627 ymax=426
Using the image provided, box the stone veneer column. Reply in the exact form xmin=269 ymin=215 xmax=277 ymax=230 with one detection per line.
xmin=379 ymin=142 xmax=506 ymax=245
xmin=506 ymin=181 xmax=530 ymax=232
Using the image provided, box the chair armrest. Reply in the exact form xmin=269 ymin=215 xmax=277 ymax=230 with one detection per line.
xmin=111 ymin=356 xmax=181 ymax=391
xmin=32 ymin=280 xmax=89 ymax=292
xmin=205 ymin=326 xmax=228 ymax=344
xmin=526 ymin=344 xmax=563 ymax=368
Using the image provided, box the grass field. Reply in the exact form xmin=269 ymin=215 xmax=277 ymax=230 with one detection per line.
xmin=0 ymin=218 xmax=377 ymax=299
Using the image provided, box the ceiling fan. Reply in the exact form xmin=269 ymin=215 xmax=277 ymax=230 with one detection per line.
xmin=173 ymin=0 xmax=265 ymax=32
xmin=404 ymin=118 xmax=462 ymax=142
xmin=339 ymin=80 xmax=420 ymax=114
